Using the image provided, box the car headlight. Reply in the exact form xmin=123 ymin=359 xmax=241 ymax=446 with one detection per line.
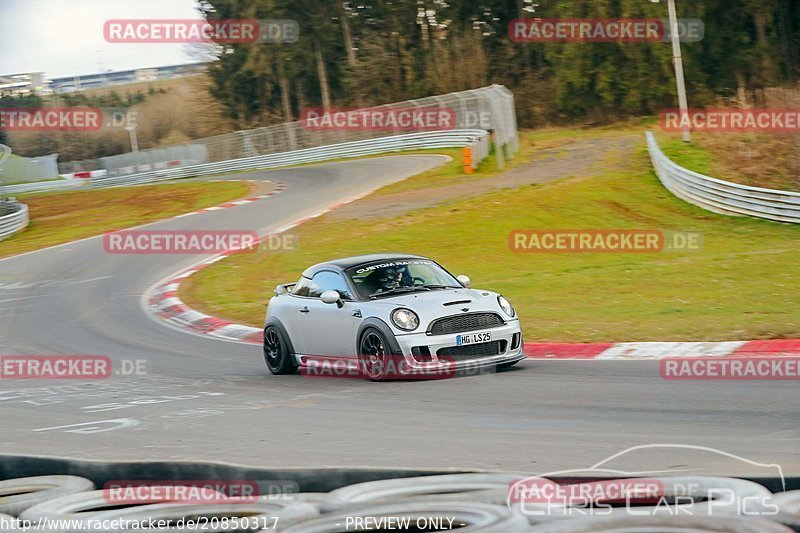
xmin=391 ymin=308 xmax=420 ymax=331
xmin=498 ymin=295 xmax=516 ymax=317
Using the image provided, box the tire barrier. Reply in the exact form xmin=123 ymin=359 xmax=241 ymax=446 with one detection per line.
xmin=0 ymin=476 xmax=95 ymax=517
xmin=86 ymin=500 xmax=318 ymax=532
xmin=19 ymin=485 xmax=219 ymax=512
xmin=508 ymin=475 xmax=773 ymax=523
xmin=17 ymin=486 xmax=320 ymax=532
xmin=757 ymin=490 xmax=800 ymax=531
xmin=320 ymin=473 xmax=526 ymax=512
xmin=0 ymin=513 xmax=19 ymax=531
xmin=1 ymin=471 xmax=798 ymax=532
xmin=17 ymin=487 xmax=228 ymax=527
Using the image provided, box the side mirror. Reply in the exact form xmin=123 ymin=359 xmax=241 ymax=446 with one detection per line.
xmin=275 ymin=284 xmax=287 ymax=296
xmin=456 ymin=275 xmax=471 ymax=288
xmin=320 ymin=290 xmax=343 ymax=307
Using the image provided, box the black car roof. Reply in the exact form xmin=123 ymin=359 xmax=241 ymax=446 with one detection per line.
xmin=302 ymin=253 xmax=430 ymax=278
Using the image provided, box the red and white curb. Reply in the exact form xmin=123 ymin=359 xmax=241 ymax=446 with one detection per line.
xmin=146 ymin=179 xmax=287 ymax=343
xmin=524 ymin=340 xmax=800 ymax=360
xmin=144 ymin=180 xmax=800 ymax=359
xmin=172 ymin=180 xmax=286 ymax=218
xmin=145 ymin=180 xmax=393 ymax=344
xmin=148 ymin=272 xmax=800 ymax=358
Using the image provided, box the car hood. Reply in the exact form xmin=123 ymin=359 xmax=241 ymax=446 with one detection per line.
xmin=362 ymin=288 xmax=511 ymax=329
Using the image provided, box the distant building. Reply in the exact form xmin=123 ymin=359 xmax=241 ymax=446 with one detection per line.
xmin=0 ymin=63 xmax=207 ymax=96
xmin=0 ymin=72 xmax=49 ymax=96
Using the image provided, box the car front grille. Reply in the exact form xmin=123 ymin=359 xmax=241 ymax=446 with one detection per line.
xmin=428 ymin=313 xmax=505 ymax=335
xmin=437 ymin=341 xmax=506 ymax=361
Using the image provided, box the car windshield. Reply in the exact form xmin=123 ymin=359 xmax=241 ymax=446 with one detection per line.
xmin=347 ymin=259 xmax=462 ymax=299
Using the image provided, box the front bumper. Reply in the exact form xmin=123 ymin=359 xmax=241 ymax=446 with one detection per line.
xmin=393 ymin=319 xmax=524 ymax=374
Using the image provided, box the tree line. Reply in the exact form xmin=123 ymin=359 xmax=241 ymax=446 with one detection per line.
xmin=1 ymin=0 xmax=797 ymax=160
xmin=200 ymin=0 xmax=799 ymax=129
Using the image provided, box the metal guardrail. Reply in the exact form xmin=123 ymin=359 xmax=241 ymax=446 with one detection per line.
xmin=0 ymin=202 xmax=29 ymax=241
xmin=0 ymin=144 xmax=11 ymax=169
xmin=88 ymin=129 xmax=491 ymax=189
xmin=646 ymin=131 xmax=800 ymax=224
xmin=0 ymin=180 xmax=82 ymax=196
xmin=0 ymin=130 xmax=490 ymax=195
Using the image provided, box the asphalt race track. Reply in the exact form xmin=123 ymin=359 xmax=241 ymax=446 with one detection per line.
xmin=0 ymin=155 xmax=797 ymax=477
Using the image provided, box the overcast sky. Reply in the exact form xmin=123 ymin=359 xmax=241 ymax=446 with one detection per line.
xmin=0 ymin=0 xmax=203 ymax=78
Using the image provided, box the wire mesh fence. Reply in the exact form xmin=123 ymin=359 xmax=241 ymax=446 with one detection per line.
xmin=78 ymin=85 xmax=518 ymax=177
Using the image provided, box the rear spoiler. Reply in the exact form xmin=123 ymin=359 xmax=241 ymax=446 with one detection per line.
xmin=274 ymin=283 xmax=296 ymax=296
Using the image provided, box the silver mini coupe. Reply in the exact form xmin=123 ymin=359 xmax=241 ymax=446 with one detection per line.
xmin=263 ymin=254 xmax=524 ymax=380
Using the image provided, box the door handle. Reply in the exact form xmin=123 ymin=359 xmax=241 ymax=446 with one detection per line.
xmin=299 ymin=307 xmax=310 ymax=313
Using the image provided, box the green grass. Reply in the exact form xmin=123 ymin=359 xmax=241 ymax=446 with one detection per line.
xmin=0 ymin=181 xmax=251 ymax=258
xmin=368 ymin=126 xmax=643 ymax=198
xmin=195 ymin=125 xmax=643 ymax=199
xmin=181 ymin=131 xmax=799 ymax=342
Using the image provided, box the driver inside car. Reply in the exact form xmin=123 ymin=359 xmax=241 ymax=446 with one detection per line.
xmin=362 ymin=266 xmax=414 ymax=295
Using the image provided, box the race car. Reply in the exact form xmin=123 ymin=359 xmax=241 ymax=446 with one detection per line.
xmin=263 ymin=253 xmax=525 ymax=380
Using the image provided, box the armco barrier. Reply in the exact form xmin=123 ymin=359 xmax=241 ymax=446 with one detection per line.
xmin=0 ymin=202 xmax=29 ymax=240
xmin=0 ymin=180 xmax=83 ymax=196
xmin=87 ymin=129 xmax=490 ymax=189
xmin=646 ymin=131 xmax=800 ymax=224
xmin=0 ymin=130 xmax=489 ymax=195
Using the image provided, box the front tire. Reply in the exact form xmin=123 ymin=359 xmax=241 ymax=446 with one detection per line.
xmin=358 ymin=327 xmax=393 ymax=381
xmin=264 ymin=325 xmax=297 ymax=375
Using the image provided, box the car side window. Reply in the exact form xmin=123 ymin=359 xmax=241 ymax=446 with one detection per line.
xmin=309 ymin=271 xmax=354 ymax=300
xmin=291 ymin=277 xmax=313 ymax=297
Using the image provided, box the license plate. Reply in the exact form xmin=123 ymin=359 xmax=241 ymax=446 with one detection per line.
xmin=456 ymin=332 xmax=492 ymax=346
